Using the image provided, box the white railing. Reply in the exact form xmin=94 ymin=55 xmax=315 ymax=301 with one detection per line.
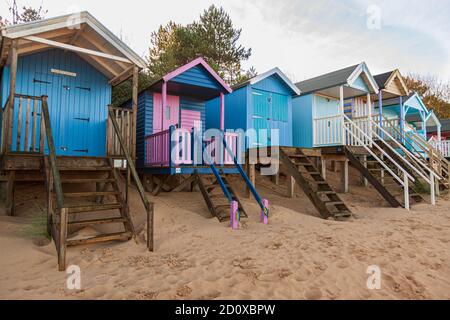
xmin=313 ymin=115 xmax=344 ymax=146
xmin=344 ymin=114 xmax=415 ymax=210
xmin=205 ymin=132 xmax=239 ymax=165
xmin=371 ymin=119 xmax=438 ymax=205
xmin=347 ymin=116 xmax=372 ymax=146
xmin=172 ymin=129 xmax=193 ymax=165
xmin=431 ymin=140 xmax=450 ymax=158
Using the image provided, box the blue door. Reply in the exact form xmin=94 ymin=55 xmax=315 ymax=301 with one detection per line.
xmin=252 ymin=89 xmax=289 ymax=147
xmin=60 ymin=77 xmax=91 ymax=156
xmin=252 ymin=89 xmax=271 ymax=147
xmin=29 ymin=73 xmax=94 ymax=156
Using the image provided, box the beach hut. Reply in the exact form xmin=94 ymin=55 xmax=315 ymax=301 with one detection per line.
xmin=373 ymin=70 xmax=449 ymax=190
xmin=206 ymin=68 xmax=300 ymax=148
xmin=292 ymin=62 xmax=379 ymax=149
xmin=0 ymin=11 xmax=152 ymax=271
xmin=206 ymin=68 xmax=357 ymax=220
xmin=290 ymin=63 xmax=440 ymax=210
xmin=123 ymin=57 xmax=268 ymax=223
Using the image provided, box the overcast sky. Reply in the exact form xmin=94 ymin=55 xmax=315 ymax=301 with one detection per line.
xmin=2 ymin=0 xmax=449 ymax=81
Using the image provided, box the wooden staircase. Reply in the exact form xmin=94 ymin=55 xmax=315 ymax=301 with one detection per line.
xmin=280 ymin=147 xmax=352 ymax=219
xmin=45 ymin=157 xmax=134 ymax=248
xmin=344 ymin=147 xmax=423 ymax=208
xmin=196 ymin=174 xmax=248 ymax=222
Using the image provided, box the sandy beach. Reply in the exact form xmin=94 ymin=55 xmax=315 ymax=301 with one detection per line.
xmin=1 ymin=168 xmax=450 ymax=300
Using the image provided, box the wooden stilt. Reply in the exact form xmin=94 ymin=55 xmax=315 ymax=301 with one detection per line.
xmin=331 ymin=161 xmax=337 ymax=172
xmin=340 ymin=160 xmax=349 ymax=193
xmin=272 ymin=173 xmax=280 ymax=186
xmin=321 ymin=159 xmax=327 ymax=179
xmin=143 ymin=174 xmax=154 ymax=193
xmin=58 ymin=208 xmax=68 ymax=272
xmin=5 ymin=171 xmax=15 ymax=216
xmin=361 ymin=156 xmax=368 ymax=187
xmin=287 ymin=174 xmax=295 ymax=198
xmin=172 ymin=175 xmax=197 ymax=192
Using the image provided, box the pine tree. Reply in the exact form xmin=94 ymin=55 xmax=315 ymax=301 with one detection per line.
xmin=146 ymin=5 xmax=255 ymax=85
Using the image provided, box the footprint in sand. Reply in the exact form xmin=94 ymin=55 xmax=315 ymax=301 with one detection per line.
xmin=176 ymin=285 xmax=193 ymax=298
xmin=336 ymin=260 xmax=350 ymax=269
xmin=304 ymin=287 xmax=322 ymax=300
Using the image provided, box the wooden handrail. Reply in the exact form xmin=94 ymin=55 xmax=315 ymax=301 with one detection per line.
xmin=41 ymin=96 xmax=65 ymax=209
xmin=108 ymin=109 xmax=155 ymax=250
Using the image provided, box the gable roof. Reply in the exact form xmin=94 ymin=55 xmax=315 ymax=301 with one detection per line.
xmin=374 ymin=71 xmax=392 ymax=88
xmin=1 ymin=11 xmax=146 ymax=68
xmin=0 ymin=11 xmax=146 ymax=80
xmin=233 ymin=67 xmax=300 ymax=95
xmin=162 ymin=57 xmax=232 ymax=93
xmin=374 ymin=69 xmax=409 ymax=96
xmin=296 ymin=62 xmax=379 ymax=95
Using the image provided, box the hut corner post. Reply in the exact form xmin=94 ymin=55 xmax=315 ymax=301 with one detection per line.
xmin=340 ymin=85 xmax=345 ymax=145
xmin=2 ymin=39 xmax=19 ymax=155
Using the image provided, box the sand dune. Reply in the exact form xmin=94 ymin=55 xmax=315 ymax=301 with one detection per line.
xmin=1 ymin=171 xmax=450 ymax=300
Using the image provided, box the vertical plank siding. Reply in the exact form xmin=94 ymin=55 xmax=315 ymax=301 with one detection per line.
xmin=1 ymin=48 xmax=111 ymax=157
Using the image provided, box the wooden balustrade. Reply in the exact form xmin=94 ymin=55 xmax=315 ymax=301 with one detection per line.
xmin=1 ymin=94 xmax=44 ymax=154
xmin=107 ymin=106 xmax=134 ymax=158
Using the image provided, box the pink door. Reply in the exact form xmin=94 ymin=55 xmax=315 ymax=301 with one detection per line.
xmin=180 ymin=109 xmax=202 ymax=132
xmin=153 ymin=93 xmax=180 ymax=133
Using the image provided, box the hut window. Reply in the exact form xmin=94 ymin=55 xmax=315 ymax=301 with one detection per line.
xmin=165 ymin=106 xmax=171 ymax=120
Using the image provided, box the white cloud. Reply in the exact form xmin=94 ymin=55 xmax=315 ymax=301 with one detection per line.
xmin=1 ymin=0 xmax=449 ymax=80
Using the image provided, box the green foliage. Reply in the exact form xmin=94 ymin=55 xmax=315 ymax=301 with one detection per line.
xmin=147 ymin=5 xmax=255 ymax=85
xmin=20 ymin=214 xmax=50 ymax=239
xmin=113 ymin=5 xmax=256 ymax=106
xmin=112 ymin=72 xmax=154 ymax=107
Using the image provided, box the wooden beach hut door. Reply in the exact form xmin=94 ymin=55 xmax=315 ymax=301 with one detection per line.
xmin=252 ymin=89 xmax=271 ymax=147
xmin=59 ymin=77 xmax=92 ymax=156
xmin=252 ymin=89 xmax=289 ymax=147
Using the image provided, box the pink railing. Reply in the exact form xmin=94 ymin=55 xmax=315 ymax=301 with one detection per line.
xmin=145 ymin=128 xmax=239 ymax=167
xmin=145 ymin=129 xmax=171 ymax=166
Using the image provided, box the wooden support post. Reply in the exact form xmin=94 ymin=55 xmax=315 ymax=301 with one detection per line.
xmin=143 ymin=174 xmax=154 ymax=193
xmin=361 ymin=155 xmax=368 ymax=187
xmin=161 ymin=81 xmax=167 ymax=132
xmin=331 ymin=160 xmax=337 ymax=172
xmin=340 ymin=160 xmax=349 ymax=193
xmin=131 ymin=66 xmax=139 ymax=160
xmin=321 ymin=159 xmax=327 ymax=179
xmin=287 ymin=174 xmax=295 ymax=198
xmin=58 ymin=208 xmax=68 ymax=272
xmin=272 ymin=173 xmax=280 ymax=186
xmin=246 ymin=164 xmax=256 ymax=199
xmin=220 ymin=92 xmax=225 ymax=131
xmin=340 ymin=85 xmax=345 ymax=145
xmin=5 ymin=171 xmax=15 ymax=216
xmin=147 ymin=203 xmax=154 ymax=252
xmin=4 ymin=40 xmax=19 ymax=154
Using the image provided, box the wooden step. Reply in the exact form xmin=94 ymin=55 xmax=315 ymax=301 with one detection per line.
xmin=68 ymin=217 xmax=126 ymax=228
xmin=61 ymin=178 xmax=116 ymax=184
xmin=289 ymin=155 xmax=308 ymax=159
xmin=317 ymin=191 xmax=336 ymax=195
xmin=59 ymin=166 xmax=112 ymax=171
xmin=64 ymin=191 xmax=121 ymax=198
xmin=67 ymin=203 xmax=123 ymax=214
xmin=324 ymin=201 xmax=345 ymax=206
xmin=67 ymin=232 xmax=131 ymax=247
xmin=296 ymin=163 xmax=314 ymax=167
